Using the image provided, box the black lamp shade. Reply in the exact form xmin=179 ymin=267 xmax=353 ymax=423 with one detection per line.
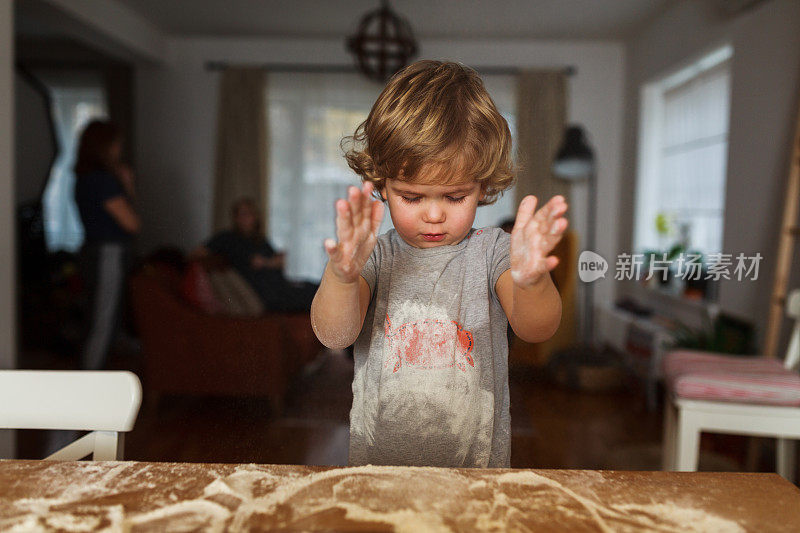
xmin=553 ymin=126 xmax=594 ymax=180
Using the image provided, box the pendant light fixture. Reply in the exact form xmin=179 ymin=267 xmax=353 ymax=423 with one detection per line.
xmin=346 ymin=0 xmax=418 ymax=83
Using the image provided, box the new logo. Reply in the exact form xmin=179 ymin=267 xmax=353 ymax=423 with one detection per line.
xmin=578 ymin=250 xmax=607 ymax=283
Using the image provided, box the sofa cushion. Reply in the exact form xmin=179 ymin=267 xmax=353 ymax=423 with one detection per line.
xmin=663 ymin=350 xmax=800 ymax=406
xmin=208 ymin=269 xmax=264 ymax=317
xmin=181 ymin=261 xmax=225 ymax=315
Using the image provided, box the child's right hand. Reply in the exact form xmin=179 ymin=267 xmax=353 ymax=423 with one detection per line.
xmin=324 ymin=182 xmax=384 ymax=284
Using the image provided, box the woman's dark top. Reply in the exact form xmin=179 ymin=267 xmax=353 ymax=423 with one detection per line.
xmin=204 ymin=230 xmax=315 ymax=312
xmin=205 ymin=230 xmax=278 ymax=277
xmin=74 ymin=169 xmax=131 ymax=244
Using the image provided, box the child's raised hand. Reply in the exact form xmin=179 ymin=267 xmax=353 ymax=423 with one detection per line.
xmin=324 ymin=182 xmax=385 ymax=284
xmin=510 ymin=195 xmax=569 ymax=288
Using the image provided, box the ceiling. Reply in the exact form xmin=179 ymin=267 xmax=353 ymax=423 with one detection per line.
xmin=114 ymin=0 xmax=676 ymax=40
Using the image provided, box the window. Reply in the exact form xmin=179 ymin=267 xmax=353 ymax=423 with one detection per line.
xmin=267 ymin=72 xmax=517 ymax=282
xmin=40 ymin=73 xmax=108 ymax=252
xmin=634 ymin=46 xmax=732 ymax=258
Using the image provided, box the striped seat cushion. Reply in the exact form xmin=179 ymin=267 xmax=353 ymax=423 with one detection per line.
xmin=663 ymin=350 xmax=800 ymax=406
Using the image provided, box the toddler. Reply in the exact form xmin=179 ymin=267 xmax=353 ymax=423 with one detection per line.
xmin=310 ymin=60 xmax=568 ymax=467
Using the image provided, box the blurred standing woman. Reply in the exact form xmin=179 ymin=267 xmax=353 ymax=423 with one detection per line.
xmin=74 ymin=120 xmax=140 ymax=370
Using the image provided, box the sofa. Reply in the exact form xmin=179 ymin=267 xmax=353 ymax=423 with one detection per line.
xmin=129 ymin=259 xmax=322 ymax=413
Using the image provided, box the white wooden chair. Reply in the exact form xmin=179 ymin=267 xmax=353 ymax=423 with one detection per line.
xmin=662 ymin=289 xmax=800 ymax=481
xmin=0 ymin=370 xmax=142 ymax=460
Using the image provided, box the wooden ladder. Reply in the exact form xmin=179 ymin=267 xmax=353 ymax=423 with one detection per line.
xmin=763 ymin=100 xmax=800 ymax=358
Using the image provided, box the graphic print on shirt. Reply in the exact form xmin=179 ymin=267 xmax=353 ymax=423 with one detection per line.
xmin=384 ymin=314 xmax=474 ymax=373
xmin=365 ymin=300 xmax=489 ymax=466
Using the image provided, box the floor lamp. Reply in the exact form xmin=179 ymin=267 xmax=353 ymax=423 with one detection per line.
xmin=553 ymin=125 xmax=596 ymax=346
xmin=549 ymin=125 xmax=606 ymax=378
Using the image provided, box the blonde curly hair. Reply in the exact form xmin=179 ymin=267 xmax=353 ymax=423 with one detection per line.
xmin=343 ymin=60 xmax=515 ymax=205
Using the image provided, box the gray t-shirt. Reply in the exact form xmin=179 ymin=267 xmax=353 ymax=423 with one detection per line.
xmin=350 ymin=227 xmax=512 ymax=468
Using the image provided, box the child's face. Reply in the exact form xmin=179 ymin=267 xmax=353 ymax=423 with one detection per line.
xmin=381 ymin=178 xmax=484 ymax=248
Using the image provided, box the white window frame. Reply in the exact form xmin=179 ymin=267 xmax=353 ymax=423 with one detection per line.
xmin=633 ymin=45 xmax=733 ymax=259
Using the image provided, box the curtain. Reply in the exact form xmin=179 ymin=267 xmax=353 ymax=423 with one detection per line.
xmin=510 ymin=69 xmax=575 ymax=365
xmin=515 ymin=70 xmax=568 ymax=205
xmin=213 ymin=68 xmax=268 ymax=232
xmin=266 ymin=72 xmax=381 ymax=282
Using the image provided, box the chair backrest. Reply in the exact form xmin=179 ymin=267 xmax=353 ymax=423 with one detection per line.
xmin=784 ymin=289 xmax=800 ymax=371
xmin=0 ymin=370 xmax=142 ymax=432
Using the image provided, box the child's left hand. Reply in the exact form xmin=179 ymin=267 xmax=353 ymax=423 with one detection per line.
xmin=510 ymin=195 xmax=569 ymax=288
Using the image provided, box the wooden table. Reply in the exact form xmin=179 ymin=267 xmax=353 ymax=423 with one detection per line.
xmin=1 ymin=460 xmax=799 ymax=531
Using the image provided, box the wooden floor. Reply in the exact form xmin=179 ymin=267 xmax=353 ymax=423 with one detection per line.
xmin=126 ymin=350 xmax=674 ymax=468
xmin=17 ymin=346 xmax=757 ymax=471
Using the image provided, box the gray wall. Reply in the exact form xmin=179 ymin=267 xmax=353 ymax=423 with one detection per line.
xmin=618 ymin=0 xmax=800 ymax=349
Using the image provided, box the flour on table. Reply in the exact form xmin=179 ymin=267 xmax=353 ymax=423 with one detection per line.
xmin=2 ymin=463 xmax=748 ymax=532
xmin=614 ymin=503 xmax=744 ymax=533
xmin=496 ymin=470 xmax=744 ymax=533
